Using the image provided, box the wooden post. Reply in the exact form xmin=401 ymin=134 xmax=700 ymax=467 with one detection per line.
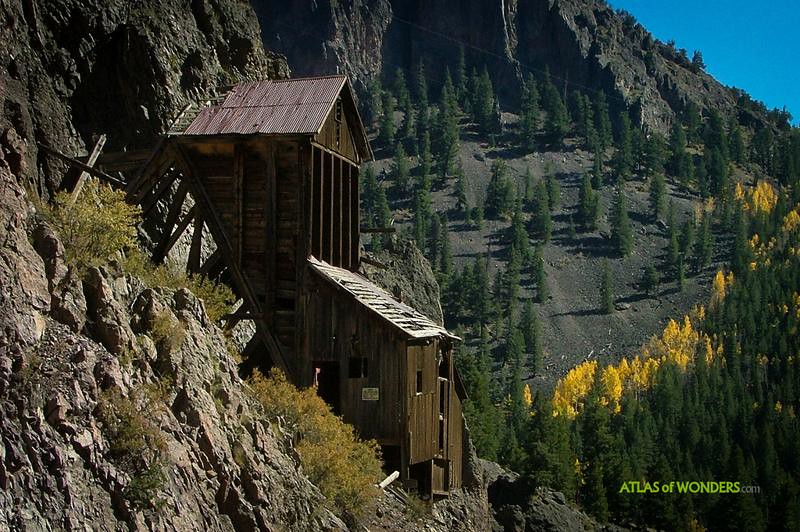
xmin=69 ymin=134 xmax=106 ymax=205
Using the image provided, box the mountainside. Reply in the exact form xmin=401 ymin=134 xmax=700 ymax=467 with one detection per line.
xmin=0 ymin=0 xmax=288 ymax=194
xmin=256 ymin=0 xmax=755 ymax=134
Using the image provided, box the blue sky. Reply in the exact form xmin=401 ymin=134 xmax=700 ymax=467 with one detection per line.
xmin=608 ymin=0 xmax=799 ymax=124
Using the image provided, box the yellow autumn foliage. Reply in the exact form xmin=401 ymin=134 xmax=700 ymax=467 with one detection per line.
xmin=782 ymin=207 xmax=800 ymax=233
xmin=709 ymin=270 xmax=734 ymax=310
xmin=552 ymin=360 xmax=597 ymax=418
xmin=749 ymin=180 xmax=778 ymax=214
xmin=554 ymin=306 xmax=720 ymax=417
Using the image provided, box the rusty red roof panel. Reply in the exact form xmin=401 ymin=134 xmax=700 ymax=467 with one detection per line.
xmin=183 ymin=75 xmax=347 ymax=136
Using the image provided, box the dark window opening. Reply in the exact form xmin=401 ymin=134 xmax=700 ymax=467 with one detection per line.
xmin=313 ymin=361 xmax=341 ymax=415
xmin=348 ymin=357 xmax=368 ymax=378
xmin=439 ymin=379 xmax=446 ymax=413
xmin=276 ymin=297 xmax=295 ymax=311
xmin=416 ymin=370 xmax=423 ymax=394
xmin=438 ymin=419 xmax=445 ymax=453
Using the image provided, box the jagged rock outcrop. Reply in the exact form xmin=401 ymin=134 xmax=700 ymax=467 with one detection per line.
xmin=0 ymin=153 xmax=347 ymax=530
xmin=0 ymin=0 xmax=289 ymax=194
xmin=256 ymin=0 xmax=754 ymax=133
xmin=362 ymin=238 xmax=445 ymax=325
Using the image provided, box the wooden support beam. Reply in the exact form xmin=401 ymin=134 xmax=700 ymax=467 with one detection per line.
xmin=128 ymin=146 xmax=173 ymax=200
xmin=153 ymin=203 xmax=194 ymax=264
xmin=37 ymin=142 xmax=125 ymax=187
xmin=172 ymin=143 xmax=290 ymax=374
xmin=234 ymin=143 xmax=244 ymax=267
xmin=199 ymin=248 xmax=222 ymax=276
xmin=69 ymin=135 xmax=106 ymax=205
xmin=187 ymin=213 xmax=203 ymax=273
xmin=140 ymin=168 xmax=179 ymax=217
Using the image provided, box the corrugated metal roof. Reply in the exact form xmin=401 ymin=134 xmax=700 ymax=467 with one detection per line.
xmin=183 ymin=75 xmax=347 ymax=136
xmin=308 ymin=257 xmax=459 ymax=341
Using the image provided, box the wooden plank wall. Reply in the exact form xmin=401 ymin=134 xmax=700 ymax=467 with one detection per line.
xmin=308 ymin=145 xmax=359 ymax=271
xmin=408 ymin=342 xmax=439 ymax=464
xmin=315 ymin=99 xmax=360 ymax=164
xmin=304 ymin=276 xmax=405 ymax=443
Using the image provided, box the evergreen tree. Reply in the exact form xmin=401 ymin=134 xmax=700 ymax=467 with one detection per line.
xmin=524 ymin=166 xmax=535 ymax=204
xmin=544 ymin=89 xmax=570 ymax=146
xmin=578 ymin=173 xmax=600 ymax=230
xmin=641 ymin=264 xmax=661 ymax=297
xmin=643 ymin=133 xmax=666 ymax=178
xmin=592 ymin=143 xmax=605 ymax=189
xmin=648 ymin=173 xmax=666 ymax=221
xmin=685 ymin=102 xmax=702 ymax=144
xmin=366 ymin=77 xmax=383 ymax=126
xmin=391 ymin=142 xmax=410 ymax=195
xmin=547 ymin=173 xmax=562 ymax=211
xmin=455 ymin=162 xmax=470 ymax=219
xmin=533 ymin=245 xmax=548 ymax=302
xmin=680 ymin=217 xmax=695 ymax=258
xmin=412 ymin=189 xmax=431 ymax=249
xmin=610 ymin=189 xmax=633 ymax=257
xmin=427 ymin=213 xmax=442 ymax=271
xmin=532 ymin=179 xmax=552 ymax=242
xmin=600 ymin=259 xmax=614 ymax=314
xmin=379 ymin=91 xmax=395 ymax=146
xmin=473 ymin=205 xmax=485 ymax=229
xmin=521 ymin=299 xmax=543 ymax=376
xmin=485 ymin=160 xmax=514 ymax=219
xmin=473 ymin=66 xmax=496 ymax=134
xmin=520 ymin=74 xmax=540 ymax=152
xmin=594 ymin=90 xmax=613 ymax=150
xmin=372 ymin=180 xmax=392 ymax=251
xmin=568 ymin=215 xmax=577 ymax=241
xmin=393 ymin=68 xmax=411 ymax=114
xmin=693 ymin=211 xmax=713 ymax=271
xmin=418 ymin=129 xmax=432 ymax=186
xmin=612 ymin=111 xmax=633 ymax=183
xmin=435 ymin=70 xmax=461 ymax=183
xmin=730 ymin=124 xmax=746 ymax=164
xmin=456 ymin=45 xmax=468 ymax=105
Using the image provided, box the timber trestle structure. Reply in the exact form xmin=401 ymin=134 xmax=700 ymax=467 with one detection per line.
xmin=61 ymin=75 xmax=467 ymax=496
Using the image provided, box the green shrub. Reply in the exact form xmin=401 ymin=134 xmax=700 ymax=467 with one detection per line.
xmin=40 ymin=179 xmax=140 ymax=273
xmin=97 ymin=387 xmax=167 ymax=509
xmin=248 ymin=369 xmax=383 ymax=520
xmin=122 ymin=250 xmax=235 ymax=322
xmin=149 ymin=310 xmax=186 ymax=354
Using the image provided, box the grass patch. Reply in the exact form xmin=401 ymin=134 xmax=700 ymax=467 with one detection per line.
xmin=248 ymin=368 xmax=383 ymax=522
xmin=97 ymin=387 xmax=168 ymax=509
xmin=149 ymin=310 xmax=186 ymax=354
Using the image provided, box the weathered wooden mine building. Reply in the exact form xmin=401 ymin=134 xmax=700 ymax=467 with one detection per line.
xmin=116 ymin=75 xmax=466 ymax=496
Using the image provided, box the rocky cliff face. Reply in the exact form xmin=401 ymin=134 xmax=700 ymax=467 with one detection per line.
xmin=0 ymin=137 xmax=347 ymax=529
xmin=0 ymin=0 xmax=288 ymax=194
xmin=255 ymin=0 xmax=750 ymax=133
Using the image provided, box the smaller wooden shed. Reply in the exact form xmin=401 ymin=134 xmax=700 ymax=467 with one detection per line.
xmin=306 ymin=258 xmax=466 ymax=496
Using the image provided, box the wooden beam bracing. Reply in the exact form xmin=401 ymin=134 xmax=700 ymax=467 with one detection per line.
xmin=69 ymin=134 xmax=106 ymax=205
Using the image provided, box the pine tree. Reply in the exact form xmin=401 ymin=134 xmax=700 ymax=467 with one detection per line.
xmin=685 ymin=102 xmax=701 ymax=144
xmin=532 ymin=179 xmax=552 ymax=242
xmin=641 ymin=264 xmax=660 ymax=297
xmin=366 ymin=77 xmax=383 ymax=126
xmin=730 ymin=124 xmax=746 ymax=164
xmin=533 ymin=245 xmax=548 ymax=302
xmin=379 ymin=91 xmax=395 ymax=146
xmin=473 ymin=205 xmax=485 ymax=229
xmin=545 ymin=90 xmax=570 ymax=147
xmin=372 ymin=180 xmax=392 ymax=251
xmin=455 ymin=162 xmax=470 ymax=218
xmin=391 ymin=142 xmax=410 ymax=195
xmin=693 ymin=211 xmax=713 ymax=271
xmin=680 ymin=217 xmax=695 ymax=258
xmin=593 ymin=143 xmax=604 ymax=189
xmin=610 ymin=189 xmax=633 ymax=257
xmin=594 ymin=90 xmax=613 ymax=150
xmin=393 ymin=68 xmax=411 ymax=115
xmin=520 ymin=74 xmax=540 ymax=151
xmin=600 ymin=260 xmax=614 ymax=314
xmin=521 ymin=299 xmax=542 ymax=376
xmin=648 ymin=173 xmax=666 ymax=221
xmin=524 ymin=166 xmax=535 ymax=204
xmin=418 ymin=129 xmax=432 ymax=186
xmin=485 ymin=160 xmax=514 ymax=219
xmin=412 ymin=190 xmax=430 ymax=249
xmin=547 ymin=173 xmax=561 ymax=211
xmin=456 ymin=45 xmax=468 ymax=105
xmin=568 ymin=215 xmax=577 ymax=241
xmin=435 ymin=69 xmax=460 ymax=182
xmin=643 ymin=133 xmax=666 ymax=178
xmin=473 ymin=66 xmax=496 ymax=134
xmin=427 ymin=213 xmax=442 ymax=271
xmin=611 ymin=111 xmax=633 ymax=183
xmin=578 ymin=173 xmax=600 ymax=231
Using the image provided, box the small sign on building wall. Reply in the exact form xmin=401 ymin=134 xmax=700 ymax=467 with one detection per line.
xmin=361 ymin=387 xmax=379 ymax=401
